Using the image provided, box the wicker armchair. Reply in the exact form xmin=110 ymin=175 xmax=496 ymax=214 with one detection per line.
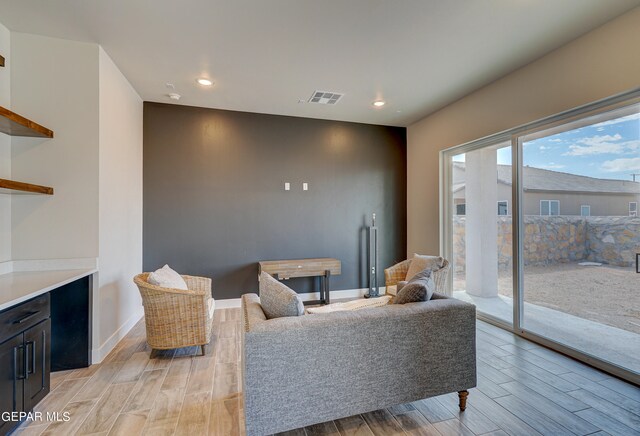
xmin=134 ymin=273 xmax=214 ymax=356
xmin=384 ymin=258 xmax=451 ymax=296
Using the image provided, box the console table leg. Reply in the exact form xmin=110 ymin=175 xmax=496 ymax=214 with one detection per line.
xmin=324 ymin=270 xmax=331 ymax=304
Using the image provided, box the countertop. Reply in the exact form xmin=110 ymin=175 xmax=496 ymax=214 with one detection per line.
xmin=0 ymin=268 xmax=96 ymax=311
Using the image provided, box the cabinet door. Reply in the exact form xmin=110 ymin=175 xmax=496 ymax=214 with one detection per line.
xmin=23 ymin=319 xmax=50 ymax=412
xmin=0 ymin=334 xmax=24 ymax=435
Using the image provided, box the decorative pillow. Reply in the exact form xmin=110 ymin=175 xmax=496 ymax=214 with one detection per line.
xmin=395 ymin=268 xmax=435 ymax=304
xmin=259 ymin=272 xmax=305 ymax=319
xmin=405 ymin=253 xmax=445 ymax=281
xmin=396 ymin=280 xmax=408 ymax=293
xmin=306 ymin=295 xmax=392 ymax=314
xmin=148 ymin=264 xmax=188 ymax=290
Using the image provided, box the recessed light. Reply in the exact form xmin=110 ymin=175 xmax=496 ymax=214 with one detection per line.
xmin=373 ymin=100 xmax=385 ymax=107
xmin=197 ymin=78 xmax=213 ymax=86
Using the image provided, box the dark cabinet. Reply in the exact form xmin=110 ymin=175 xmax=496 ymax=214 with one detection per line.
xmin=24 ymin=319 xmax=51 ymax=411
xmin=0 ymin=295 xmax=51 ymax=435
xmin=0 ymin=335 xmax=24 ymax=433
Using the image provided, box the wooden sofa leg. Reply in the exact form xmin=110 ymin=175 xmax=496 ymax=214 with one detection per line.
xmin=458 ymin=390 xmax=469 ymax=411
xmin=200 ymin=345 xmax=206 ymax=356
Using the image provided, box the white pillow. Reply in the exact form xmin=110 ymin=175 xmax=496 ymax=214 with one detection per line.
xmin=405 ymin=254 xmax=445 ymax=281
xmin=148 ymin=265 xmax=188 ymax=290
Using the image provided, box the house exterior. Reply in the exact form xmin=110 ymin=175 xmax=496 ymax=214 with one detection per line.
xmin=453 ymin=162 xmax=640 ymax=217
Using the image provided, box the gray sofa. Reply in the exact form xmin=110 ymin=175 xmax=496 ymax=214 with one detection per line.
xmin=241 ymin=293 xmax=477 ymax=435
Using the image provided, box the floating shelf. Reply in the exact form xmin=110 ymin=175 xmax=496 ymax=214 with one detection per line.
xmin=0 ymin=178 xmax=54 ymax=195
xmin=0 ymin=106 xmax=53 ymax=138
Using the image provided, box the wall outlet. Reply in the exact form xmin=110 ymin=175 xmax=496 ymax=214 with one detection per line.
xmin=303 ymin=182 xmax=308 ymax=191
xmin=284 ymin=182 xmax=290 ymax=191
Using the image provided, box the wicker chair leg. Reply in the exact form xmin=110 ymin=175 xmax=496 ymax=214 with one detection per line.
xmin=200 ymin=345 xmax=206 ymax=356
xmin=150 ymin=348 xmax=156 ymax=359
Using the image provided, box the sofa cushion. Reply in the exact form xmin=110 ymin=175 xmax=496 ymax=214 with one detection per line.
xmin=405 ymin=253 xmax=445 ymax=281
xmin=148 ymin=264 xmax=188 ymax=290
xmin=395 ymin=268 xmax=435 ymax=304
xmin=306 ymin=295 xmax=392 ymax=314
xmin=259 ymin=272 xmax=305 ymax=319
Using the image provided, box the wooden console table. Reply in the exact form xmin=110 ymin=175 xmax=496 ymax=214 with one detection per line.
xmin=258 ymin=258 xmax=341 ymax=305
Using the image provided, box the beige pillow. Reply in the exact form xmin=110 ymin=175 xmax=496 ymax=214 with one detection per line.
xmin=405 ymin=254 xmax=445 ymax=281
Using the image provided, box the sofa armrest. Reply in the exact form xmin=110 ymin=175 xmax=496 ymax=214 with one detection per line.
xmin=242 ymin=293 xmax=267 ymax=332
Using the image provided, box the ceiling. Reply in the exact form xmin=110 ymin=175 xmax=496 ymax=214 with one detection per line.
xmin=0 ymin=0 xmax=639 ymax=127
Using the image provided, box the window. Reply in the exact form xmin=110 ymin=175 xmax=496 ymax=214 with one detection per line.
xmin=581 ymin=205 xmax=591 ymax=217
xmin=631 ymin=202 xmax=638 ymax=217
xmin=540 ymin=200 xmax=560 ymax=216
xmin=456 ymin=203 xmax=466 ymax=215
xmin=497 ymin=200 xmax=508 ymax=216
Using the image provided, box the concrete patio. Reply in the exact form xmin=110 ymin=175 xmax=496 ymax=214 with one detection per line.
xmin=455 ymin=290 xmax=640 ymax=375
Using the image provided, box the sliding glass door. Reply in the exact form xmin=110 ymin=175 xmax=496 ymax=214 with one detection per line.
xmin=519 ymin=102 xmax=640 ymax=376
xmin=442 ymin=91 xmax=640 ymax=383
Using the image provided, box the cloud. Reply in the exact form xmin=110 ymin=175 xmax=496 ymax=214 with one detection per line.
xmin=563 ymin=134 xmax=624 ymax=156
xmin=548 ymin=139 xmax=563 ymax=143
xmin=593 ymin=112 xmax=640 ymax=128
xmin=579 ymin=134 xmax=622 ymax=145
xmin=624 ymin=139 xmax=640 ymax=151
xmin=539 ymin=145 xmax=549 ymax=151
xmin=601 ymin=157 xmax=640 ymax=173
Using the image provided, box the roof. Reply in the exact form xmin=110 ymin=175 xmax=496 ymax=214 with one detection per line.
xmin=452 ymin=162 xmax=640 ymax=194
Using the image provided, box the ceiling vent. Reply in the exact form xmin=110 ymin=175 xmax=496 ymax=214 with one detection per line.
xmin=308 ymin=91 xmax=344 ymax=105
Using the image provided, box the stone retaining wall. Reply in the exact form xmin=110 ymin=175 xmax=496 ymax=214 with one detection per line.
xmin=453 ymin=215 xmax=640 ymax=271
xmin=586 ymin=216 xmax=640 ymax=267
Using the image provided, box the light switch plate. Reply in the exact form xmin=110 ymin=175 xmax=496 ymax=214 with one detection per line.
xmin=303 ymin=182 xmax=308 ymax=191
xmin=284 ymin=182 xmax=290 ymax=191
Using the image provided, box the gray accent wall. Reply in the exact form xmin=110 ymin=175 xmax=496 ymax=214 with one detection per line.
xmin=143 ymin=102 xmax=406 ymax=299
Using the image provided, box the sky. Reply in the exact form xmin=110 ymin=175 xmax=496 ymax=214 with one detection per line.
xmin=455 ymin=109 xmax=640 ymax=182
xmin=522 ymin=111 xmax=640 ymax=181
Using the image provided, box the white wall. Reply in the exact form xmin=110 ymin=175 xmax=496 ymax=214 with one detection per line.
xmin=10 ymin=32 xmax=99 ymax=260
xmin=8 ymin=32 xmax=143 ymax=362
xmin=95 ymin=47 xmax=143 ymax=360
xmin=407 ymin=7 xmax=640 ymax=255
xmin=0 ymin=22 xmax=11 ymax=262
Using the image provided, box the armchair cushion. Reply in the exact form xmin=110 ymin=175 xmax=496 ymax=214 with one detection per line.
xmin=259 ymin=272 xmax=305 ymax=319
xmin=405 ymin=254 xmax=445 ymax=281
xmin=148 ymin=264 xmax=188 ymax=290
xmin=208 ymin=298 xmax=215 ymax=320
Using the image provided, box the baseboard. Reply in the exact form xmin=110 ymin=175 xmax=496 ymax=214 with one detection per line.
xmin=216 ymin=298 xmax=242 ymax=309
xmin=92 ymin=309 xmax=144 ymax=363
xmin=0 ymin=261 xmax=13 ymax=275
xmin=215 ymin=287 xmax=385 ymax=309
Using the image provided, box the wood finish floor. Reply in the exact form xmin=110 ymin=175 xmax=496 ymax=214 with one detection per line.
xmin=14 ymin=308 xmax=640 ymax=436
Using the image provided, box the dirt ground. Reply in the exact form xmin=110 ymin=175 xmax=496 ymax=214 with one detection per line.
xmin=454 ymin=263 xmax=640 ymax=334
